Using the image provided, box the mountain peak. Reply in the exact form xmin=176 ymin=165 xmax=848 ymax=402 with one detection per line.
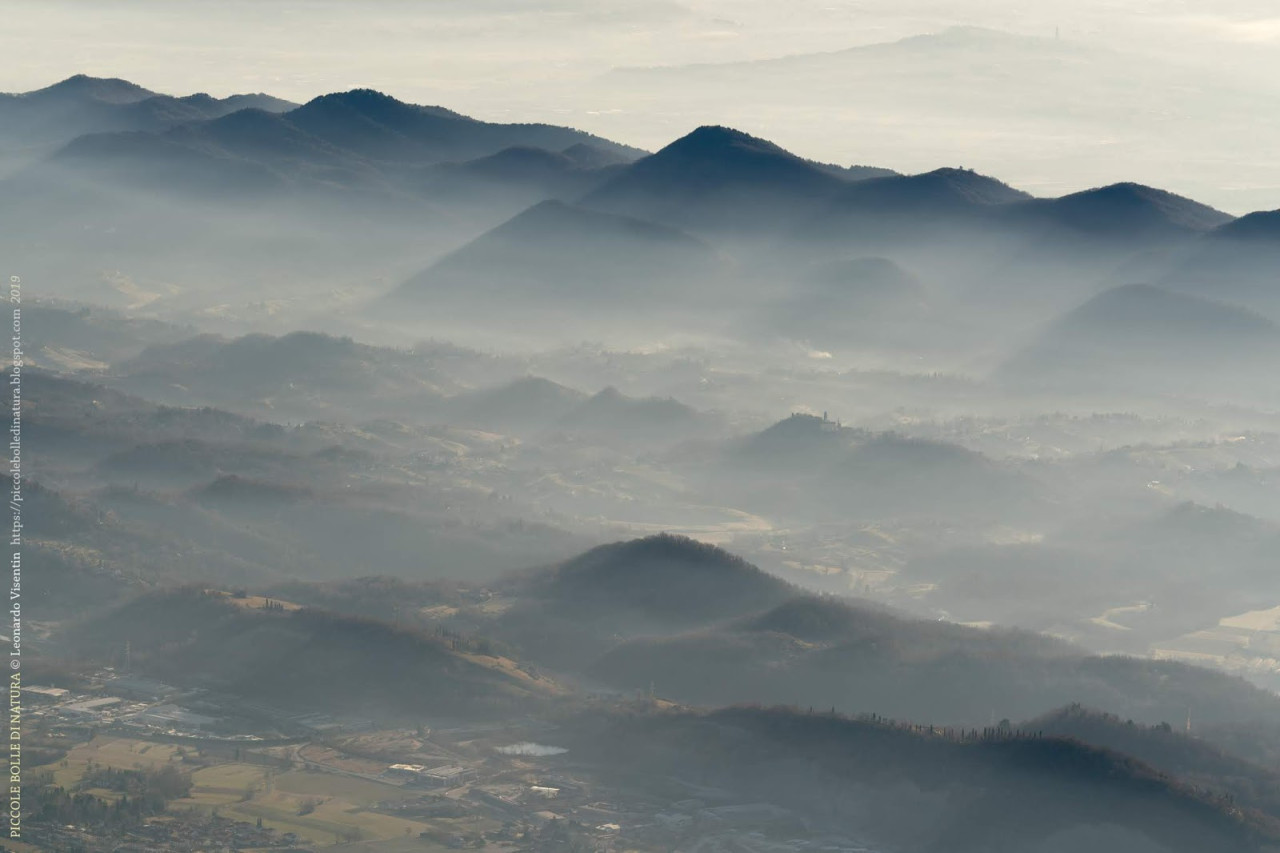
xmin=529 ymin=534 xmax=795 ymax=627
xmin=1076 ymin=283 xmax=1276 ymax=334
xmin=304 ymin=87 xmax=403 ymax=108
xmin=1036 ymin=182 xmax=1234 ymax=235
xmin=1213 ymin=208 xmax=1280 ymax=242
xmin=22 ymin=74 xmax=155 ymax=104
xmin=294 ymin=88 xmax=463 ymax=121
xmin=662 ymin=124 xmax=789 ymax=156
xmin=845 ymin=167 xmax=1029 ymax=208
xmin=582 ymin=125 xmax=843 ymax=232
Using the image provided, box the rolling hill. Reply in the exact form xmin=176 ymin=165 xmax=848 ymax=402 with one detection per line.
xmin=491 ymin=535 xmax=797 ymax=669
xmin=388 ymin=199 xmax=721 ymax=313
xmin=999 ymin=284 xmax=1280 ymax=400
xmin=567 ymin=705 xmax=1280 ymax=853
xmin=113 ymin=330 xmax=454 ymax=419
xmin=67 ymin=589 xmax=562 ymax=719
xmin=1158 ymin=210 xmax=1280 ymax=318
xmin=718 ymin=418 xmax=1040 ymax=522
xmin=755 ymin=256 xmax=932 ymax=348
xmin=581 ymin=592 xmax=1280 ymax=728
xmin=448 ymin=376 xmax=588 ymax=431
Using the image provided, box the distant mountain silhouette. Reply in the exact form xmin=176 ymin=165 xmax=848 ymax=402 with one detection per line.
xmin=758 ymin=256 xmax=931 ymax=347
xmin=451 ymin=376 xmax=588 ymax=430
xmin=51 ymin=128 xmax=288 ymax=195
xmin=561 ymin=141 xmax=637 ymax=169
xmin=842 ymin=167 xmax=1030 ymax=210
xmin=425 ymin=144 xmax=624 ymax=202
xmin=18 ymin=83 xmax=640 ymax=208
xmin=559 ymin=387 xmax=701 ymax=437
xmin=722 ymin=418 xmax=1035 ymax=521
xmin=1013 ymin=183 xmax=1234 ymax=239
xmin=493 ymin=535 xmax=797 ymax=669
xmin=1213 ymin=209 xmax=1280 ymax=242
xmin=1024 ymin=283 xmax=1276 ymax=350
xmin=584 ymin=588 xmax=1280 ymax=728
xmin=21 ymin=73 xmax=154 ymax=104
xmin=581 ymin=125 xmax=856 ymax=233
xmin=801 ymin=167 xmax=1030 ymax=243
xmin=1000 ymin=284 xmax=1280 ymax=398
xmin=461 ymin=145 xmax=587 ymax=181
xmin=0 ymin=75 xmax=297 ymax=151
xmin=390 ymin=199 xmax=719 ymax=309
xmin=520 ymin=534 xmax=795 ymax=628
xmin=285 ymin=88 xmax=643 ymax=164
xmin=180 ymin=91 xmax=296 ymax=115
xmin=169 ymin=107 xmax=379 ymax=173
xmin=733 ymin=412 xmax=862 ymax=469
xmin=1156 ymin=210 xmax=1280 ymax=318
xmin=71 ymin=589 xmax=560 ymax=719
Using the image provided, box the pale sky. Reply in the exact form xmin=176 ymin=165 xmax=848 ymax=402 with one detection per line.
xmin=3 ymin=0 xmax=1280 ymax=213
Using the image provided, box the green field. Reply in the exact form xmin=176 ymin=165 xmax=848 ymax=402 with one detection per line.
xmin=27 ymin=734 xmax=500 ymax=849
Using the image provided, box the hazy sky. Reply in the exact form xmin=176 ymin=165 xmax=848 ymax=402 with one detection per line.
xmin=3 ymin=0 xmax=1280 ymax=212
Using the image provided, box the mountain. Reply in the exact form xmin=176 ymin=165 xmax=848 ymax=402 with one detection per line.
xmin=48 ymin=126 xmax=291 ymax=196
xmin=567 ymin=705 xmax=1280 ymax=853
xmin=388 ymin=199 xmax=720 ymax=313
xmin=18 ymin=74 xmax=154 ymax=104
xmin=449 ymin=145 xmax=621 ymax=194
xmin=1158 ymin=210 xmax=1280 ymax=318
xmin=839 ymin=167 xmax=1030 ymax=211
xmin=166 ymin=107 xmax=380 ymax=173
xmin=755 ymin=256 xmax=932 ymax=348
xmin=180 ymin=91 xmax=296 ymax=115
xmin=1213 ymin=209 xmax=1280 ymax=242
xmin=1025 ymin=704 xmax=1280 ymax=821
xmin=731 ymin=412 xmax=863 ymax=470
xmin=492 ymin=535 xmax=797 ymax=669
xmin=561 ymin=141 xmax=640 ymax=169
xmin=0 ymin=75 xmax=297 ymax=153
xmin=999 ymin=284 xmax=1280 ymax=399
xmin=46 ymin=106 xmax=394 ymax=197
xmin=449 ymin=376 xmax=588 ymax=431
xmin=601 ymin=25 xmax=1280 ymax=217
xmin=448 ymin=380 xmax=703 ymax=443
xmin=582 ymin=592 xmax=1280 ymax=728
xmin=558 ymin=387 xmax=702 ymax=439
xmin=799 ymin=166 xmax=1031 ymax=245
xmin=1012 ymin=183 xmax=1235 ymax=240
xmin=831 ymin=433 xmax=1037 ymax=517
xmin=13 ymin=85 xmax=641 ymax=210
xmin=284 ymin=88 xmax=643 ymax=165
xmin=580 ymin=125 xmax=855 ymax=234
xmin=720 ymin=420 xmax=1038 ymax=522
xmin=67 ymin=589 xmax=562 ymax=720
xmin=515 ymin=534 xmax=795 ymax=628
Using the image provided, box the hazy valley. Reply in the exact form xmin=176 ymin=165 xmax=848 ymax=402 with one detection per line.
xmin=6 ymin=70 xmax=1280 ymax=853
